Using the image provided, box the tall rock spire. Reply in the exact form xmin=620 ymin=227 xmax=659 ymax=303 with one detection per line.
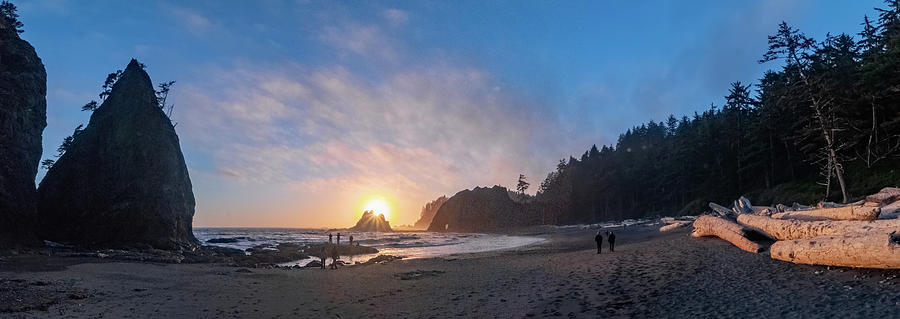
xmin=37 ymin=59 xmax=198 ymax=250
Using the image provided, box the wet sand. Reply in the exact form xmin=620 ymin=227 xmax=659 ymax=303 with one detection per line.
xmin=2 ymin=225 xmax=899 ymax=318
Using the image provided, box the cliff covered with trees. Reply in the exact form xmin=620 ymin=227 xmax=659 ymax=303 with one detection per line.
xmin=533 ymin=2 xmax=900 ymax=223
xmin=0 ymin=1 xmax=45 ymax=245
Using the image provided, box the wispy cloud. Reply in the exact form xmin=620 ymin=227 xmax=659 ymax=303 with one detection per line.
xmin=175 ymin=23 xmax=566 ymax=226
xmin=382 ymin=8 xmax=409 ymax=27
xmin=169 ymin=6 xmax=213 ymax=35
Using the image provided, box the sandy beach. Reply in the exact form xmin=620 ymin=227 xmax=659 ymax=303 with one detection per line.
xmin=2 ymin=224 xmax=899 ymax=318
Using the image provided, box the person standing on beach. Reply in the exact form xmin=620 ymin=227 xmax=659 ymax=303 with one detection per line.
xmin=337 ymin=233 xmax=341 ymax=245
xmin=328 ymin=233 xmax=333 ymax=244
xmin=320 ymin=246 xmax=327 ymax=269
xmin=607 ymin=231 xmax=616 ymax=252
xmin=595 ymin=231 xmax=603 ymax=254
xmin=330 ymin=246 xmax=340 ymax=269
xmin=349 ymin=235 xmax=354 ymax=246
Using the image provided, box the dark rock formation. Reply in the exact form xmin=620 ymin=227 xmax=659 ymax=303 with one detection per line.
xmin=413 ymin=195 xmax=448 ymax=229
xmin=427 ymin=186 xmax=533 ymax=232
xmin=0 ymin=19 xmax=46 ymax=244
xmin=37 ymin=59 xmax=198 ymax=250
xmin=349 ymin=210 xmax=393 ymax=232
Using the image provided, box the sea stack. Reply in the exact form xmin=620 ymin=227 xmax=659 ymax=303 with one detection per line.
xmin=413 ymin=195 xmax=448 ymax=229
xmin=37 ymin=59 xmax=198 ymax=250
xmin=0 ymin=18 xmax=47 ymax=243
xmin=427 ymin=186 xmax=528 ymax=232
xmin=350 ymin=210 xmax=393 ymax=232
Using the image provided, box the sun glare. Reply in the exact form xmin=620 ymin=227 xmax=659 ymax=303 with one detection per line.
xmin=363 ymin=197 xmax=391 ymax=221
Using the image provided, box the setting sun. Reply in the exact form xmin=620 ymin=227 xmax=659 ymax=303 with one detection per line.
xmin=363 ymin=197 xmax=391 ymax=221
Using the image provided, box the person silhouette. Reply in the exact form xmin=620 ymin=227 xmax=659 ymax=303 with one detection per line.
xmin=594 ymin=230 xmax=603 ymax=254
xmin=330 ymin=246 xmax=339 ymax=269
xmin=328 ymin=233 xmax=333 ymax=244
xmin=337 ymin=233 xmax=341 ymax=245
xmin=607 ymin=231 xmax=616 ymax=252
xmin=349 ymin=235 xmax=354 ymax=246
xmin=320 ymin=246 xmax=327 ymax=269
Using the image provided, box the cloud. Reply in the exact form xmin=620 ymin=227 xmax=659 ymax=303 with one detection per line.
xmin=174 ymin=23 xmax=568 ymax=225
xmin=382 ymin=8 xmax=409 ymax=26
xmin=320 ymin=24 xmax=399 ymax=63
xmin=169 ymin=6 xmax=213 ymax=35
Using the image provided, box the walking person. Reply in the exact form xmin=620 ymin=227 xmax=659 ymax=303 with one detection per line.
xmin=330 ymin=246 xmax=340 ymax=269
xmin=608 ymin=231 xmax=616 ymax=252
xmin=320 ymin=246 xmax=327 ymax=269
xmin=595 ymin=230 xmax=603 ymax=254
xmin=337 ymin=233 xmax=341 ymax=245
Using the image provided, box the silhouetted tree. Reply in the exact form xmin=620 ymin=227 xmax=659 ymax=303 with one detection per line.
xmin=0 ymin=1 xmax=24 ymax=33
xmin=156 ymin=80 xmax=176 ymax=118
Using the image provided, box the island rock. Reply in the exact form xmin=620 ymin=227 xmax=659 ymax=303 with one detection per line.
xmin=37 ymin=59 xmax=198 ymax=250
xmin=427 ymin=186 xmax=530 ymax=232
xmin=350 ymin=210 xmax=393 ymax=232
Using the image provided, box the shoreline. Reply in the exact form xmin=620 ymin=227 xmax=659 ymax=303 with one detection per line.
xmin=3 ymin=223 xmax=899 ymax=318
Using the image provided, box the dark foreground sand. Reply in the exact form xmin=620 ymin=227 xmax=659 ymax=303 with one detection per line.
xmin=2 ymin=225 xmax=900 ymax=318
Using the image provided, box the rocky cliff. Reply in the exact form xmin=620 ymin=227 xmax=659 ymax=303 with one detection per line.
xmin=412 ymin=195 xmax=448 ymax=229
xmin=0 ymin=19 xmax=46 ymax=243
xmin=427 ymin=186 xmax=533 ymax=232
xmin=350 ymin=210 xmax=393 ymax=232
xmin=37 ymin=59 xmax=198 ymax=250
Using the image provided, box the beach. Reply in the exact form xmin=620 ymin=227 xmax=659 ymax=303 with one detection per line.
xmin=2 ymin=224 xmax=899 ymax=318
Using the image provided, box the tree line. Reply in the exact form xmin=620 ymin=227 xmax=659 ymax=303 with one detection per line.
xmin=532 ymin=1 xmax=900 ymax=224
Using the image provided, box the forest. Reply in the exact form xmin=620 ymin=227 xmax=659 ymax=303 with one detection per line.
xmin=533 ymin=1 xmax=900 ymax=224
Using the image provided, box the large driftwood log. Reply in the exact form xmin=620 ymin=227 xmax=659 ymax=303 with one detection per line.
xmin=737 ymin=214 xmax=900 ymax=241
xmin=879 ymin=201 xmax=900 ymax=220
xmin=769 ymin=204 xmax=879 ymax=221
xmin=691 ymin=215 xmax=761 ymax=253
xmin=660 ymin=220 xmax=691 ymax=232
xmin=867 ymin=187 xmax=900 ymax=206
xmin=770 ymin=232 xmax=900 ymax=269
xmin=709 ymin=203 xmax=735 ymax=219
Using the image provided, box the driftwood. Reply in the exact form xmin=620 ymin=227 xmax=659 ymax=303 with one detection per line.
xmin=709 ymin=202 xmax=736 ymax=219
xmin=691 ymin=215 xmax=761 ymax=253
xmin=737 ymin=214 xmax=900 ymax=241
xmin=770 ymin=232 xmax=900 ymax=269
xmin=769 ymin=204 xmax=880 ymax=221
xmin=879 ymin=201 xmax=900 ymax=220
xmin=733 ymin=196 xmax=754 ymax=215
xmin=659 ymin=220 xmax=692 ymax=232
xmin=867 ymin=187 xmax=900 ymax=206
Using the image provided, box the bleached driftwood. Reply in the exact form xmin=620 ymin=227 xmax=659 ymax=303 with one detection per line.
xmin=770 ymin=232 xmax=900 ymax=269
xmin=709 ymin=202 xmax=736 ymax=219
xmin=769 ymin=204 xmax=880 ymax=221
xmin=733 ymin=196 xmax=754 ymax=215
xmin=691 ymin=215 xmax=761 ymax=253
xmin=737 ymin=214 xmax=900 ymax=241
xmin=659 ymin=220 xmax=692 ymax=232
xmin=878 ymin=201 xmax=900 ymax=220
xmin=867 ymin=187 xmax=900 ymax=206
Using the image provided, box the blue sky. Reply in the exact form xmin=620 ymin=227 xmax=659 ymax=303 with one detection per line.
xmin=17 ymin=0 xmax=883 ymax=227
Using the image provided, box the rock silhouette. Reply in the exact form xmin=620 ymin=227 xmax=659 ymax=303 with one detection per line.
xmin=0 ymin=19 xmax=46 ymax=244
xmin=37 ymin=59 xmax=198 ymax=250
xmin=350 ymin=210 xmax=393 ymax=232
xmin=427 ymin=186 xmax=529 ymax=232
xmin=413 ymin=195 xmax=448 ymax=229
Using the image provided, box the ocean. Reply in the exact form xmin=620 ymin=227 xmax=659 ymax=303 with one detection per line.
xmin=193 ymin=228 xmax=545 ymax=267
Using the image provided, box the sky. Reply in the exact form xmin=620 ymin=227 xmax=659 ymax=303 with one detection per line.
xmin=17 ymin=0 xmax=884 ymax=228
